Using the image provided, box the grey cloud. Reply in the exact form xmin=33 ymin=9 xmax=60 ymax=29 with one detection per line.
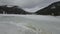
xmin=0 ymin=0 xmax=59 ymax=8
xmin=12 ymin=0 xmax=44 ymax=8
xmin=39 ymin=0 xmax=60 ymax=7
xmin=0 ymin=0 xmax=60 ymax=8
xmin=0 ymin=0 xmax=44 ymax=8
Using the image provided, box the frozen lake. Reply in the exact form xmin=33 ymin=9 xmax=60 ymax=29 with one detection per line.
xmin=0 ymin=14 xmax=60 ymax=34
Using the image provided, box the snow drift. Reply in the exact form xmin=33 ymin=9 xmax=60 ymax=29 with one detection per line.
xmin=0 ymin=14 xmax=59 ymax=34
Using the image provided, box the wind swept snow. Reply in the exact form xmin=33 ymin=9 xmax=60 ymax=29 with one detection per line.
xmin=0 ymin=14 xmax=60 ymax=34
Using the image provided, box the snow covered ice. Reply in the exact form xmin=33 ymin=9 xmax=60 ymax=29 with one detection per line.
xmin=0 ymin=14 xmax=60 ymax=34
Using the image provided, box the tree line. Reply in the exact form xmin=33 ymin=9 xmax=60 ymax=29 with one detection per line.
xmin=0 ymin=5 xmax=32 ymax=14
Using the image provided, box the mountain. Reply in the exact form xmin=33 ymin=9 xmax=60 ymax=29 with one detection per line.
xmin=35 ymin=1 xmax=60 ymax=16
xmin=0 ymin=5 xmax=32 ymax=14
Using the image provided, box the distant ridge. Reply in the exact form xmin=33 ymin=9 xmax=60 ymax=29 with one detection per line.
xmin=35 ymin=1 xmax=60 ymax=16
xmin=0 ymin=5 xmax=32 ymax=14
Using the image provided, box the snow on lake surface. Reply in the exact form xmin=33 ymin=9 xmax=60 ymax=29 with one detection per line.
xmin=0 ymin=14 xmax=60 ymax=34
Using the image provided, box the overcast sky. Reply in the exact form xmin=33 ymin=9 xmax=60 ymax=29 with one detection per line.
xmin=0 ymin=0 xmax=60 ymax=12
